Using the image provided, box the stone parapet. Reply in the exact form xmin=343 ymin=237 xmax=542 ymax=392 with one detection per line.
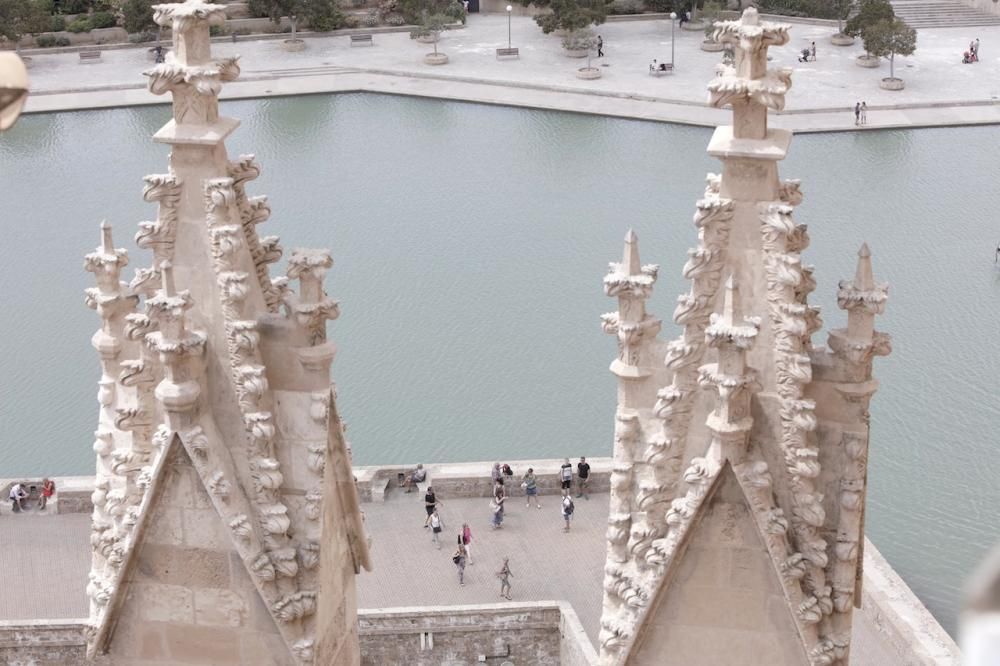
xmin=0 ymin=618 xmax=88 ymax=664
xmin=354 ymin=457 xmax=612 ymax=502
xmin=358 ymin=601 xmax=597 ymax=666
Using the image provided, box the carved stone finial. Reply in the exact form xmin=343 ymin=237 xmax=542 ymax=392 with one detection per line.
xmin=830 ymin=243 xmax=890 ymax=361
xmin=602 ymin=230 xmax=661 ymax=379
xmin=160 ymin=260 xmax=176 ymax=298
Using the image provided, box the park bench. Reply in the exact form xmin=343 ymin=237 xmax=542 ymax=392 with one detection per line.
xmin=79 ymin=49 xmax=102 ymax=64
xmin=649 ymin=62 xmax=673 ymax=76
xmin=350 ymin=33 xmax=374 ymax=47
xmin=496 ymin=47 xmax=519 ymax=59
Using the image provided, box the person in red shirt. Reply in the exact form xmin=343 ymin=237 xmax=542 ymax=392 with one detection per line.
xmin=38 ymin=478 xmax=55 ymax=511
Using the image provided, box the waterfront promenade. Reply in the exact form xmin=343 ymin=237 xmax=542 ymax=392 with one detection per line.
xmin=19 ymin=14 xmax=1000 ymax=132
xmin=0 ymin=487 xmax=956 ymax=664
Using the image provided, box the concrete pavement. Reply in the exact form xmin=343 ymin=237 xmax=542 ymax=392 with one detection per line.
xmin=19 ymin=14 xmax=1000 ymax=132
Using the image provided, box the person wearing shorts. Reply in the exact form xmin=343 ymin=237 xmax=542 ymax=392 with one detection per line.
xmin=424 ymin=487 xmax=441 ymax=527
xmin=522 ymin=468 xmax=541 ymax=509
xmin=559 ymin=458 xmax=572 ymax=497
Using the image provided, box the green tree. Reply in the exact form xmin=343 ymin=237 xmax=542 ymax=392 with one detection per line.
xmin=410 ymin=10 xmax=450 ymax=53
xmin=833 ymin=0 xmax=854 ymax=35
xmin=844 ymin=0 xmax=893 ymax=40
xmin=0 ymin=0 xmax=51 ymax=46
xmin=518 ymin=0 xmax=610 ymax=34
xmin=121 ymin=0 xmax=155 ymax=34
xmin=863 ymin=17 xmax=916 ymax=79
xmin=259 ymin=0 xmax=345 ymax=37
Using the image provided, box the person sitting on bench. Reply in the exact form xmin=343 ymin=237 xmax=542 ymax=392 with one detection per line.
xmin=678 ymin=10 xmax=690 ymax=27
xmin=402 ymin=464 xmax=427 ymax=493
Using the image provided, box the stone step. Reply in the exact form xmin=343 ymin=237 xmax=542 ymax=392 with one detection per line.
xmin=890 ymin=0 xmax=1000 ymax=27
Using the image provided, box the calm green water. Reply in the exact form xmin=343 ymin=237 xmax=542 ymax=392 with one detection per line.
xmin=1 ymin=93 xmax=998 ymax=634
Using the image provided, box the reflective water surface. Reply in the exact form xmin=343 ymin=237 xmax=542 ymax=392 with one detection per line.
xmin=1 ymin=93 xmax=998 ymax=635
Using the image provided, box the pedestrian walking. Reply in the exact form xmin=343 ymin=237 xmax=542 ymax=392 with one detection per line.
xmin=453 ymin=543 xmax=468 ymax=585
xmin=860 ymin=101 xmax=868 ymax=125
xmin=562 ymin=495 xmax=575 ymax=532
xmin=430 ymin=508 xmax=444 ymax=549
xmin=424 ymin=486 xmax=442 ymax=528
xmin=497 ymin=557 xmax=513 ymax=600
xmin=854 ymin=102 xmax=860 ymax=126
xmin=576 ymin=457 xmax=591 ymax=500
xmin=810 ymin=41 xmax=816 ymax=60
xmin=461 ymin=522 xmax=474 ymax=564
xmin=976 ymin=38 xmax=981 ymax=59
xmin=522 ymin=468 xmax=541 ymax=509
xmin=559 ymin=458 xmax=573 ymax=497
xmin=491 ymin=484 xmax=506 ymax=529
xmin=597 ymin=35 xmax=604 ymax=57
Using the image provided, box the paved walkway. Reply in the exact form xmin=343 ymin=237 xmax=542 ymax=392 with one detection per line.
xmin=20 ymin=14 xmax=1000 ymax=132
xmin=0 ymin=495 xmax=920 ymax=664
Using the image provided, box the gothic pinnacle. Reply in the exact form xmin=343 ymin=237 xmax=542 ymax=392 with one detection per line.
xmin=160 ymin=260 xmax=176 ymax=297
xmin=720 ymin=274 xmax=738 ymax=328
xmin=855 ymin=242 xmax=874 ymax=291
xmin=623 ymin=228 xmax=641 ymax=276
xmin=101 ymin=220 xmax=114 ymax=254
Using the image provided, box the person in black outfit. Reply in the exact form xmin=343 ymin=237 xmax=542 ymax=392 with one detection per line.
xmin=424 ymin=486 xmax=442 ymax=528
xmin=597 ymin=35 xmax=604 ymax=57
xmin=576 ymin=457 xmax=591 ymax=499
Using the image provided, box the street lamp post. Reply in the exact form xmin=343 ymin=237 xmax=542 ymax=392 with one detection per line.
xmin=670 ymin=11 xmax=677 ymax=68
xmin=506 ymin=5 xmax=513 ymax=49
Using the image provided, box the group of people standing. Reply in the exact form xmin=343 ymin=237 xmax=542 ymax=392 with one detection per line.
xmin=853 ymin=101 xmax=868 ymax=126
xmin=413 ymin=457 xmax=594 ymax=593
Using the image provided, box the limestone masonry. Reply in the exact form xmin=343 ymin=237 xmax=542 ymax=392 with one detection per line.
xmin=598 ymin=10 xmax=889 ymax=666
xmin=81 ymin=0 xmax=370 ymax=663
xmin=0 ymin=4 xmax=967 ymax=666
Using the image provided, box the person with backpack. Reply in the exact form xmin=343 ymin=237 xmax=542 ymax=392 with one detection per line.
xmin=561 ymin=494 xmax=575 ymax=532
xmin=559 ymin=458 xmax=573 ymax=497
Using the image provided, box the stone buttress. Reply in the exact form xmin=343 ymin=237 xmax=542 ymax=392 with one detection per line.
xmin=596 ymin=9 xmax=891 ymax=666
xmin=83 ymin=2 xmax=371 ymax=664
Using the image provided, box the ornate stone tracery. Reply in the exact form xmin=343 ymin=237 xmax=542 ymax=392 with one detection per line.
xmin=83 ymin=2 xmax=371 ymax=664
xmin=598 ymin=9 xmax=890 ymax=666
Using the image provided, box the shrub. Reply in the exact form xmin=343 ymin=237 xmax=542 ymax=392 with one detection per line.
xmin=643 ymin=0 xmax=674 ymax=10
xmin=122 ymin=0 xmax=155 ymax=34
xmin=306 ymin=0 xmax=345 ymax=31
xmin=610 ymin=0 xmax=643 ymax=13
xmin=363 ymin=9 xmax=379 ymax=25
xmin=49 ymin=15 xmax=66 ymax=31
xmin=56 ymin=35 xmax=70 ymax=45
xmin=344 ymin=14 xmax=360 ymax=27
xmin=127 ymin=30 xmax=155 ymax=42
xmin=35 ymin=34 xmax=58 ymax=47
xmin=247 ymin=0 xmax=271 ymax=18
xmin=757 ymin=0 xmax=841 ymax=18
xmin=67 ymin=17 xmax=93 ymax=32
xmin=209 ymin=24 xmax=224 ymax=36
xmin=384 ymin=11 xmax=405 ymax=24
xmin=89 ymin=10 xmax=116 ymax=28
xmin=60 ymin=0 xmax=93 ymax=14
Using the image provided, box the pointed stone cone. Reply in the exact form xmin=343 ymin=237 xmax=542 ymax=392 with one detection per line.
xmin=101 ymin=220 xmax=114 ymax=254
xmin=855 ymin=243 xmax=873 ymax=290
xmin=623 ymin=228 xmax=641 ymax=276
xmin=720 ymin=274 xmax=738 ymax=326
xmin=160 ymin=260 xmax=176 ymax=297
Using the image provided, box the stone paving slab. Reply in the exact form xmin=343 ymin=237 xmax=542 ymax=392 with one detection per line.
xmin=19 ymin=14 xmax=1000 ymax=132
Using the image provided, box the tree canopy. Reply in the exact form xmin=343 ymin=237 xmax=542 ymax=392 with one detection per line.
xmin=0 ymin=0 xmax=51 ymax=43
xmin=517 ymin=0 xmax=611 ymax=35
xmin=844 ymin=0 xmax=893 ymax=39
xmin=863 ymin=17 xmax=916 ymax=78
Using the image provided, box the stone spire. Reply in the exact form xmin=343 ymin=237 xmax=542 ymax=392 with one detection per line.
xmin=83 ymin=3 xmax=370 ymax=664
xmin=602 ymin=229 xmax=660 ymax=382
xmin=597 ymin=9 xmax=890 ymax=666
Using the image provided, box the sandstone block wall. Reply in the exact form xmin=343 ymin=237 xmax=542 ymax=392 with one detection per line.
xmin=358 ymin=602 xmax=596 ymax=666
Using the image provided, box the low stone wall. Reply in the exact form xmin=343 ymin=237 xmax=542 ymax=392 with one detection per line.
xmin=0 ymin=619 xmax=87 ymax=665
xmin=355 ymin=457 xmax=612 ymax=502
xmin=0 ymin=476 xmax=94 ymax=516
xmin=358 ymin=601 xmax=596 ymax=666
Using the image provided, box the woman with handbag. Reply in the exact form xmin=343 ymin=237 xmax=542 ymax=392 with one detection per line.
xmin=453 ymin=543 xmax=468 ymax=586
